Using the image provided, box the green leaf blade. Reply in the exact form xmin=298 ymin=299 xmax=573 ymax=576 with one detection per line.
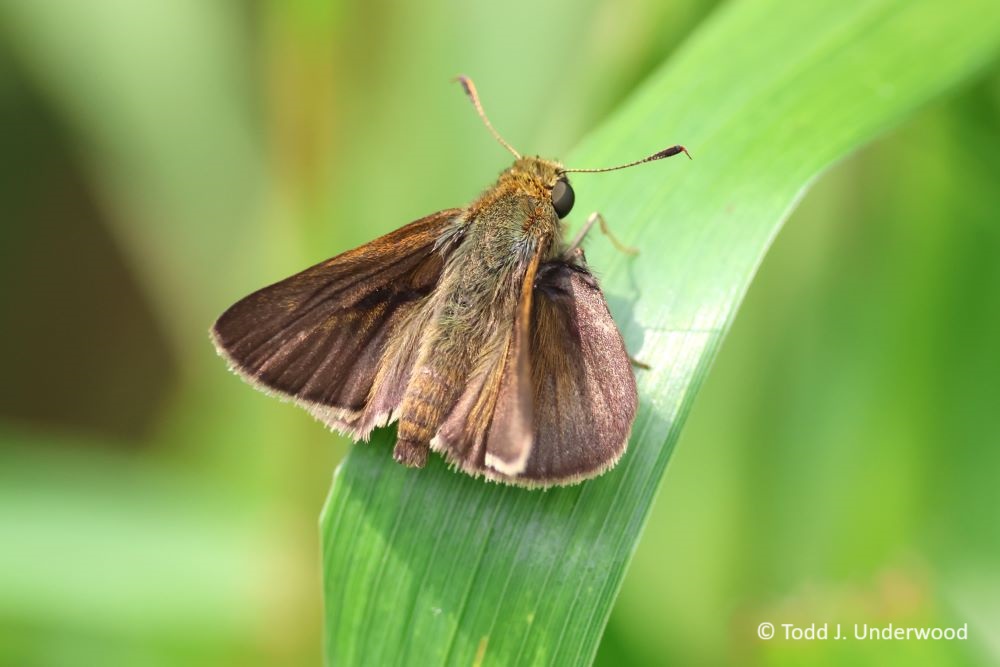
xmin=322 ymin=1 xmax=1000 ymax=665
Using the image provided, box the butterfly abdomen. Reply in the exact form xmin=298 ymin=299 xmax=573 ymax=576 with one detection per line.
xmin=394 ymin=364 xmax=464 ymax=467
xmin=388 ymin=224 xmax=512 ymax=462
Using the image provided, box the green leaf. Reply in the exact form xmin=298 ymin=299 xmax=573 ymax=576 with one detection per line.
xmin=320 ymin=1 xmax=1000 ymax=665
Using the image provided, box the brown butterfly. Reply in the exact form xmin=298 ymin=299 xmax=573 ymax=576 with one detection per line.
xmin=211 ymin=76 xmax=688 ymax=487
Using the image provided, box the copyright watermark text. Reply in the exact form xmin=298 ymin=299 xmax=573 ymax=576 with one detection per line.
xmin=757 ymin=622 xmax=968 ymax=641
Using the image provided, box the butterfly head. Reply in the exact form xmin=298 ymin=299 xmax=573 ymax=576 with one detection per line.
xmin=509 ymin=156 xmax=574 ymax=219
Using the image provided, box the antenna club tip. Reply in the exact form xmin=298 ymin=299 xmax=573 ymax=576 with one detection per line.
xmin=653 ymin=144 xmax=691 ymax=161
xmin=453 ymin=75 xmax=473 ymax=95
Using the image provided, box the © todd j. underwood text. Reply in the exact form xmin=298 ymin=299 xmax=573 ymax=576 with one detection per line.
xmin=756 ymin=622 xmax=968 ymax=641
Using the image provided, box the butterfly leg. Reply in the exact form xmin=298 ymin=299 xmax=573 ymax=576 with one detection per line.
xmin=566 ymin=212 xmax=638 ymax=256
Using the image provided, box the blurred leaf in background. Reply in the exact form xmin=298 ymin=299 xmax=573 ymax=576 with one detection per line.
xmin=0 ymin=1 xmax=997 ymax=666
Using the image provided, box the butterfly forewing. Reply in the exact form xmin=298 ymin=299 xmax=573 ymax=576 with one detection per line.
xmin=211 ymin=209 xmax=462 ymax=436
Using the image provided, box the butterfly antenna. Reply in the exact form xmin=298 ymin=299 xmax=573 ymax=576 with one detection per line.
xmin=454 ymin=75 xmax=521 ymax=160
xmin=561 ymin=145 xmax=691 ymax=174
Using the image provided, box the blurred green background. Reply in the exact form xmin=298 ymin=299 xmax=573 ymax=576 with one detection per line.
xmin=1 ymin=1 xmax=997 ymax=666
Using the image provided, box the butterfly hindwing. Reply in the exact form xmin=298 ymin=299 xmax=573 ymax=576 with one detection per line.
xmin=515 ymin=252 xmax=637 ymax=484
xmin=432 ymin=248 xmax=636 ymax=487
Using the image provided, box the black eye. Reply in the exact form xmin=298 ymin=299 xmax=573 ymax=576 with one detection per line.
xmin=551 ymin=178 xmax=574 ymax=218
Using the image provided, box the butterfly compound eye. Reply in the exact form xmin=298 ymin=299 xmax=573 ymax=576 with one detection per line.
xmin=551 ymin=178 xmax=575 ymax=219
